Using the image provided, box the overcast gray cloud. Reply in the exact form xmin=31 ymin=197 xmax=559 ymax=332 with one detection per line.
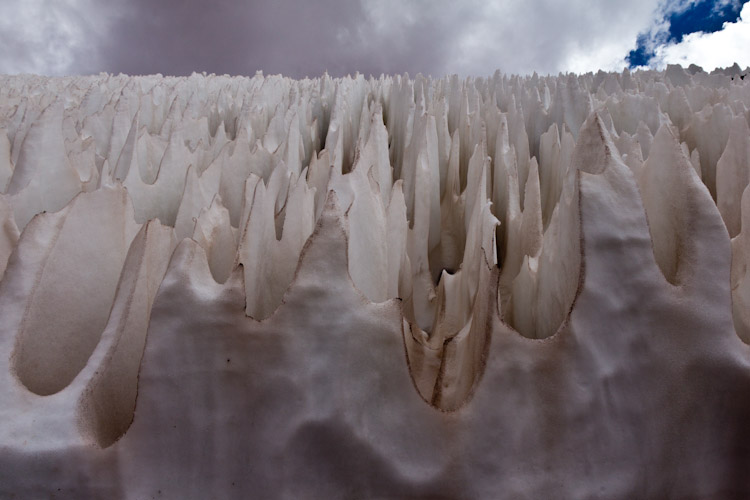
xmin=0 ymin=0 xmax=744 ymax=78
xmin=80 ymin=0 xmax=489 ymax=78
xmin=85 ymin=0 xmax=662 ymax=77
xmin=0 ymin=0 xmax=111 ymax=75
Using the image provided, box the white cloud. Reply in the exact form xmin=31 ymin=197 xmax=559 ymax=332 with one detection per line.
xmin=364 ymin=0 xmax=667 ymax=76
xmin=358 ymin=0 xmax=749 ymax=76
xmin=0 ymin=0 xmax=117 ymax=75
xmin=655 ymin=2 xmax=750 ymax=70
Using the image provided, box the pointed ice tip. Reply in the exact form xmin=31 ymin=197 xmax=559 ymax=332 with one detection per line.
xmin=322 ymin=189 xmax=342 ymax=218
xmin=284 ymin=187 xmax=353 ymax=296
xmin=572 ymin=111 xmax=619 ymax=175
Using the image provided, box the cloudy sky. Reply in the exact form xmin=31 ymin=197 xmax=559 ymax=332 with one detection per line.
xmin=0 ymin=0 xmax=748 ymax=78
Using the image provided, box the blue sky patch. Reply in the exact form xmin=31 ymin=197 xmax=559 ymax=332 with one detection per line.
xmin=627 ymin=0 xmax=748 ymax=67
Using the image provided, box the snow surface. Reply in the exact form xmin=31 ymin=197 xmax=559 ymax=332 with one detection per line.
xmin=0 ymin=66 xmax=749 ymax=498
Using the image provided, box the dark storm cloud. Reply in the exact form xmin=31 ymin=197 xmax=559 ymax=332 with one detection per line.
xmin=75 ymin=0 xmax=668 ymax=78
xmin=0 ymin=0 xmax=671 ymax=78
xmin=77 ymin=0 xmax=480 ymax=79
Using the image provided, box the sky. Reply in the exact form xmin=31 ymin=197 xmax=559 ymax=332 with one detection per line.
xmin=0 ymin=0 xmax=748 ymax=78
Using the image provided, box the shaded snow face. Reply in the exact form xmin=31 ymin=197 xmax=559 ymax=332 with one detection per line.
xmin=0 ymin=67 xmax=750 ymax=498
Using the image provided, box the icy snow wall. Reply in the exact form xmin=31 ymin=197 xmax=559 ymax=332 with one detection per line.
xmin=1 ymin=65 xmax=750 ymax=499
